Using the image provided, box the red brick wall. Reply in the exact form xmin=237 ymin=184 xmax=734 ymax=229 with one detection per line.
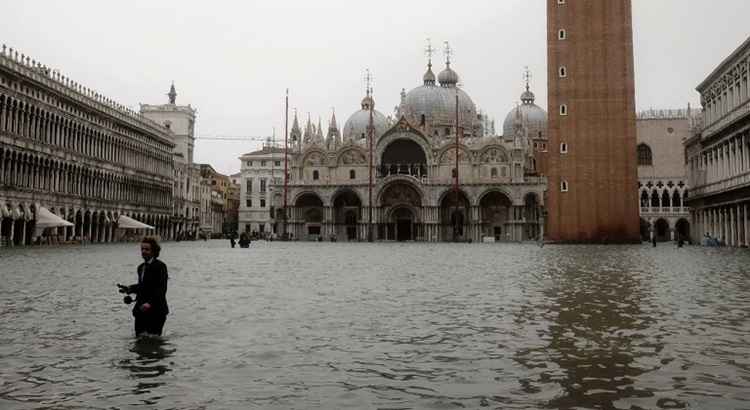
xmin=546 ymin=0 xmax=640 ymax=243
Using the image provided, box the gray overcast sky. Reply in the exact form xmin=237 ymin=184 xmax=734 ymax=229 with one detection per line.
xmin=4 ymin=1 xmax=750 ymax=175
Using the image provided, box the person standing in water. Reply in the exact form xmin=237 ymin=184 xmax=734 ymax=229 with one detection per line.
xmin=120 ymin=237 xmax=169 ymax=336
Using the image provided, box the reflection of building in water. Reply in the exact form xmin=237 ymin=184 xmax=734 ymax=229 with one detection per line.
xmin=514 ymin=252 xmax=665 ymax=409
xmin=636 ymin=109 xmax=700 ymax=242
xmin=270 ymin=48 xmax=547 ymax=242
xmin=686 ymin=35 xmax=750 ymax=247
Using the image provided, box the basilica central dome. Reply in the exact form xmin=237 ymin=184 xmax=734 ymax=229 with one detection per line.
xmin=400 ymin=60 xmax=478 ymax=138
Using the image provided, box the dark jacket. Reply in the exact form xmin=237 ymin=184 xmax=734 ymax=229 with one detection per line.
xmin=128 ymin=259 xmax=169 ymax=317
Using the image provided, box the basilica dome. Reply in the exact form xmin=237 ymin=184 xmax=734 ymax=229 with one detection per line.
xmin=343 ymin=94 xmax=389 ymax=143
xmin=401 ymin=61 xmax=477 ymax=137
xmin=502 ymin=87 xmax=547 ymax=139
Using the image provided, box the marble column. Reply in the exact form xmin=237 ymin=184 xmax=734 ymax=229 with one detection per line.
xmin=745 ymin=203 xmax=749 ymax=247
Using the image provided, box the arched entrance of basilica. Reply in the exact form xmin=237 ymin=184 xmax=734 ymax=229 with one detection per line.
xmin=479 ymin=191 xmax=513 ymax=241
xmin=439 ymin=189 xmax=470 ymax=241
xmin=294 ymin=193 xmax=324 ymax=241
xmin=332 ymin=190 xmax=362 ymax=241
xmin=379 ymin=182 xmax=422 ymax=241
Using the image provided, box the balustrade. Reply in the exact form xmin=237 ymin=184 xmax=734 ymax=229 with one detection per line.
xmin=377 ymin=163 xmax=427 ymax=179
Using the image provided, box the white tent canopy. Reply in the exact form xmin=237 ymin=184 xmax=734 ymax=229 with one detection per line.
xmin=35 ymin=207 xmax=74 ymax=229
xmin=117 ymin=215 xmax=155 ymax=230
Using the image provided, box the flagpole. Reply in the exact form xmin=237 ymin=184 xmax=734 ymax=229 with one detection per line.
xmin=283 ymin=89 xmax=289 ymax=240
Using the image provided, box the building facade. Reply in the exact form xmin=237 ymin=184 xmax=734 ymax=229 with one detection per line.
xmin=237 ymin=145 xmax=286 ymax=236
xmin=0 ymin=45 xmax=174 ymax=246
xmin=637 ymin=109 xmax=699 ymax=242
xmin=275 ymin=55 xmax=547 ymax=242
xmin=198 ymin=163 xmax=233 ymax=237
xmin=546 ymin=0 xmax=640 ymax=243
xmin=140 ymin=85 xmax=200 ymax=239
xmin=686 ymin=36 xmax=750 ymax=247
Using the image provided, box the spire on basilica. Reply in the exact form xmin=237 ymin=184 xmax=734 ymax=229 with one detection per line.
xmin=438 ymin=41 xmax=459 ymax=87
xmin=290 ymin=109 xmax=301 ymax=146
xmin=327 ymin=108 xmax=340 ymax=149
xmin=423 ymin=38 xmax=436 ymax=86
xmin=315 ymin=116 xmax=324 ymax=144
xmin=303 ymin=113 xmax=314 ymax=145
xmin=361 ymin=69 xmax=375 ymax=110
xmin=168 ymin=82 xmax=177 ymax=104
xmin=520 ymin=66 xmax=536 ymax=105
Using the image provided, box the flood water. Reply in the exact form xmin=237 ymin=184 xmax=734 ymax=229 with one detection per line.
xmin=1 ymin=241 xmax=749 ymax=409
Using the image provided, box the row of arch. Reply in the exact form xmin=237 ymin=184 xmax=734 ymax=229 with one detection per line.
xmin=0 ymin=147 xmax=171 ymax=208
xmin=0 ymin=93 xmax=172 ymax=177
xmin=286 ymin=182 xmax=543 ymax=242
xmin=0 ymin=202 xmax=174 ymax=246
xmin=298 ymin=139 xmax=513 ymax=169
xmin=639 ymin=187 xmax=688 ymax=210
xmin=639 ymin=217 xmax=691 ymax=242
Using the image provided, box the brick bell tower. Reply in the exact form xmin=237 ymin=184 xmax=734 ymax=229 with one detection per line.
xmin=546 ymin=0 xmax=640 ymax=243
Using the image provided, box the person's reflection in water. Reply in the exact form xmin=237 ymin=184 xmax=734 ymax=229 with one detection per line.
xmin=118 ymin=336 xmax=175 ymax=396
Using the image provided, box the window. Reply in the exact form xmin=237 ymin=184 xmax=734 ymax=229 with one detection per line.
xmin=559 ymin=66 xmax=567 ymax=78
xmin=261 ymin=161 xmax=267 ymax=166
xmin=313 ymin=170 xmax=319 ymax=180
xmin=246 ymin=178 xmax=252 ymax=193
xmin=260 ymin=178 xmax=267 ymax=192
xmin=560 ymin=104 xmax=568 ymax=116
xmin=420 ymin=114 xmax=426 ymax=126
xmin=557 ymin=0 xmax=566 ymax=3
xmin=451 ymin=168 xmax=457 ymax=178
xmin=349 ymin=169 xmax=356 ymax=179
xmin=274 ymin=161 xmax=281 ymax=166
xmin=247 ymin=161 xmax=252 ymax=167
xmin=211 ymin=180 xmax=216 ymax=185
xmin=558 ymin=29 xmax=567 ymax=40
xmin=561 ymin=180 xmax=569 ymax=192
xmin=637 ymin=144 xmax=653 ymax=166
xmin=491 ymin=167 xmax=498 ymax=178
xmin=246 ymin=199 xmax=252 ymax=207
xmin=560 ymin=143 xmax=568 ymax=154
xmin=260 ymin=199 xmax=266 ymax=208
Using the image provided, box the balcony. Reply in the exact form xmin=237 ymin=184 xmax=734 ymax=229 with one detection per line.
xmin=640 ymin=206 xmax=689 ymax=215
xmin=702 ymin=99 xmax=750 ymax=140
xmin=377 ymin=163 xmax=427 ymax=179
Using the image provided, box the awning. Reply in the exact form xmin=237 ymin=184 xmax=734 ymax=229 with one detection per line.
xmin=35 ymin=207 xmax=75 ymax=228
xmin=117 ymin=215 xmax=155 ymax=230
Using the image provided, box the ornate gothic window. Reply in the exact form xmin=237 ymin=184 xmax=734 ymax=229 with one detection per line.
xmin=637 ymin=144 xmax=653 ymax=166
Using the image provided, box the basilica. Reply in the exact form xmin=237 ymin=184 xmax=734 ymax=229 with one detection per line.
xmin=278 ymin=55 xmax=549 ymax=242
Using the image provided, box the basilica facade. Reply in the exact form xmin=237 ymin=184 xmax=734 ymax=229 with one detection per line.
xmin=277 ymin=58 xmax=548 ymax=242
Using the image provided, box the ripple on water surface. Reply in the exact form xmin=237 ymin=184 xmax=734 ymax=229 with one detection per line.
xmin=1 ymin=241 xmax=749 ymax=409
